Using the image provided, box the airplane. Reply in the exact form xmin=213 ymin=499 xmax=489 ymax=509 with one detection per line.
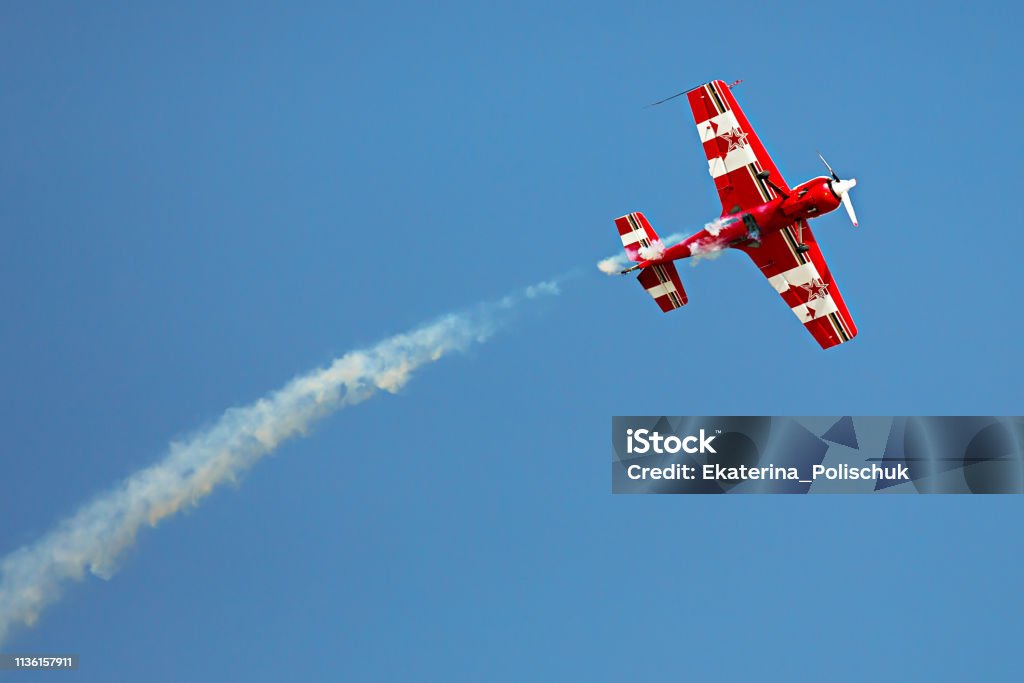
xmin=613 ymin=79 xmax=859 ymax=349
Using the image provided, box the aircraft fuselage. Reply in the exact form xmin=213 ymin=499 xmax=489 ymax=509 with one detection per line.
xmin=643 ymin=176 xmax=843 ymax=265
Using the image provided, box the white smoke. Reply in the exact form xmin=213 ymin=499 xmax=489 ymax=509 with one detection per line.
xmin=523 ymin=281 xmax=561 ymax=299
xmin=637 ymin=240 xmax=665 ymax=261
xmin=703 ymin=217 xmax=727 ymax=237
xmin=596 ymin=232 xmax=687 ymax=275
xmin=596 ymin=255 xmax=625 ymax=276
xmin=684 ymin=217 xmax=734 ymax=266
xmin=0 ymin=279 xmax=563 ymax=645
xmin=687 ymin=239 xmax=726 ymax=266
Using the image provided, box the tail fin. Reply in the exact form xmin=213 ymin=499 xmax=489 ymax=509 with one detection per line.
xmin=614 ymin=211 xmax=666 ymax=262
xmin=638 ymin=263 xmax=688 ymax=312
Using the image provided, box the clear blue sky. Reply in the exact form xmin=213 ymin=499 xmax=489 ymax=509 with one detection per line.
xmin=1 ymin=1 xmax=1021 ymax=680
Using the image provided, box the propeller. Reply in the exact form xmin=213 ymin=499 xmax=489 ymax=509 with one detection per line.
xmin=817 ymin=151 xmax=858 ymax=227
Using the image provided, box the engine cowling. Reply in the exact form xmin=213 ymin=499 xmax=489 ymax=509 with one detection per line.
xmin=780 ymin=177 xmax=841 ymax=219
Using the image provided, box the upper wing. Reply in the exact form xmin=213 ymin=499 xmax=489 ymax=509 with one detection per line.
xmin=739 ymin=221 xmax=858 ymax=349
xmin=687 ymin=80 xmax=790 ymax=215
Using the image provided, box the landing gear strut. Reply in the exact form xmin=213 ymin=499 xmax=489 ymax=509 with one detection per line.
xmin=758 ymin=169 xmax=810 ymax=253
xmin=795 ymin=221 xmax=810 ymax=254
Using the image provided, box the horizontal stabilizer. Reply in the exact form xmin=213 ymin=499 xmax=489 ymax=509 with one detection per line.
xmin=638 ymin=263 xmax=688 ymax=312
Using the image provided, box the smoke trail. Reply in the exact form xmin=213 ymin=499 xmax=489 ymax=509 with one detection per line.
xmin=595 ymin=232 xmax=687 ymax=275
xmin=0 ymin=279 xmax=563 ymax=645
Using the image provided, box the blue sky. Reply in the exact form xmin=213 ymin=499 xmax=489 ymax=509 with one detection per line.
xmin=1 ymin=1 xmax=1021 ymax=680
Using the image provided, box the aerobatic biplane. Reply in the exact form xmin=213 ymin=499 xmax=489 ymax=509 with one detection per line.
xmin=614 ymin=80 xmax=859 ymax=349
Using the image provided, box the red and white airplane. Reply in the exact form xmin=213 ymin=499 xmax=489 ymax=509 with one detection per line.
xmin=614 ymin=79 xmax=859 ymax=349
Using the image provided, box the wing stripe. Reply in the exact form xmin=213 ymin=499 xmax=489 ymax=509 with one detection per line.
xmin=708 ymin=147 xmax=758 ymax=178
xmin=707 ymin=82 xmax=727 ymax=114
xmin=704 ymin=84 xmax=725 ymax=115
xmin=780 ymin=225 xmax=807 ymax=264
xmin=746 ymin=164 xmax=773 ymax=203
xmin=696 ymin=110 xmax=741 ymax=142
xmin=653 ymin=264 xmax=684 ymax=309
xmin=645 ymin=281 xmax=677 ymax=299
xmin=625 ymin=214 xmax=651 ymax=249
xmin=752 ymin=164 xmax=776 ymax=201
xmin=620 ymin=227 xmax=649 ymax=246
xmin=792 ymin=295 xmax=840 ymax=322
